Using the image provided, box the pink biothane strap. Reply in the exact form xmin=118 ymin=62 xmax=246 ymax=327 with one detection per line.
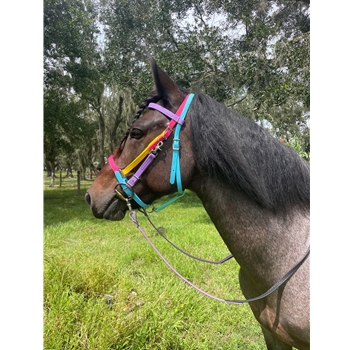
xmin=108 ymin=155 xmax=120 ymax=173
xmin=175 ymin=94 xmax=189 ymax=116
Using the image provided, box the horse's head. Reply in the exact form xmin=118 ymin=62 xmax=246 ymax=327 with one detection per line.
xmin=85 ymin=58 xmax=196 ymax=220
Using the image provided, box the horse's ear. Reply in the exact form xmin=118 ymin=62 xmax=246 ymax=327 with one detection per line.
xmin=150 ymin=57 xmax=182 ymax=104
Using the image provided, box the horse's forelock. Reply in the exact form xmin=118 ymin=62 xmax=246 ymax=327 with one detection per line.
xmin=132 ymin=93 xmax=161 ymax=122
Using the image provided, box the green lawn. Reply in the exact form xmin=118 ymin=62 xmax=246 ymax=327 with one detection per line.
xmin=44 ymin=174 xmax=265 ymax=349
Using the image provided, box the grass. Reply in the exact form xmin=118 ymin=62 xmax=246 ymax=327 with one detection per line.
xmin=44 ymin=174 xmax=266 ymax=349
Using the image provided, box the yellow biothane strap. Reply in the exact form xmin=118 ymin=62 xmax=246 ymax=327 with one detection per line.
xmin=121 ymin=130 xmax=169 ymax=176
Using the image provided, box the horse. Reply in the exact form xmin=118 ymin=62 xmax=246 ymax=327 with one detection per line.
xmin=85 ymin=58 xmax=310 ymax=350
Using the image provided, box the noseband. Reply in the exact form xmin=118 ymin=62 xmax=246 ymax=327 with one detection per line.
xmin=108 ymin=93 xmax=194 ymax=211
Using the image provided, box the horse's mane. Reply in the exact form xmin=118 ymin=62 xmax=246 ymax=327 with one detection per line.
xmin=189 ymin=93 xmax=310 ymax=213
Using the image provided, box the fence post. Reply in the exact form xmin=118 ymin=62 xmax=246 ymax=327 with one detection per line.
xmin=77 ymin=171 xmax=81 ymax=195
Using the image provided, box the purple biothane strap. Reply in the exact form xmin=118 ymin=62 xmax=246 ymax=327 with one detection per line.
xmin=127 ymin=153 xmax=156 ymax=187
xmin=148 ymin=103 xmax=185 ymax=125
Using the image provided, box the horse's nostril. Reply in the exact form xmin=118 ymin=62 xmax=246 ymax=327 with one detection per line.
xmin=85 ymin=192 xmax=91 ymax=206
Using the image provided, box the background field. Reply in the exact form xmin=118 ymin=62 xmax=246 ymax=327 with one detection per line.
xmin=44 ymin=174 xmax=266 ymax=349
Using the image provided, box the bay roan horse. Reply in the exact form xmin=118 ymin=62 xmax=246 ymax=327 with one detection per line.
xmin=85 ymin=58 xmax=310 ymax=350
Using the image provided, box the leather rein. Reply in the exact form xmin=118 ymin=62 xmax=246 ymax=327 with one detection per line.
xmin=108 ymin=94 xmax=310 ymax=304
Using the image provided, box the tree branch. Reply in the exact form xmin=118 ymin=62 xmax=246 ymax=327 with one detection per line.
xmin=166 ymin=28 xmax=179 ymax=50
xmin=226 ymin=95 xmax=248 ymax=108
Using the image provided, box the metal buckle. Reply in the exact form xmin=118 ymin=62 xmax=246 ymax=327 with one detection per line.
xmin=125 ymin=198 xmax=133 ymax=212
xmin=151 ymin=141 xmax=163 ymax=155
xmin=114 ymin=183 xmax=134 ymax=201
xmin=173 ymin=138 xmax=180 ymax=151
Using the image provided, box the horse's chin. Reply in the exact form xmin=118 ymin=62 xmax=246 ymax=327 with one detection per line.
xmin=102 ymin=199 xmax=128 ymax=221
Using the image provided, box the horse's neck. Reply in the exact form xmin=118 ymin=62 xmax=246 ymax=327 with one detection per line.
xmin=189 ymin=178 xmax=310 ymax=287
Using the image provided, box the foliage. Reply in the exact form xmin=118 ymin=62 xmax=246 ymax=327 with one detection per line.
xmin=44 ymin=0 xmax=100 ymax=88
xmin=44 ymin=0 xmax=100 ymax=167
xmin=285 ymin=134 xmax=310 ymax=162
xmin=101 ymin=0 xmax=310 ymax=141
xmin=44 ymin=85 xmax=94 ymax=169
xmin=44 ymin=0 xmax=142 ymax=169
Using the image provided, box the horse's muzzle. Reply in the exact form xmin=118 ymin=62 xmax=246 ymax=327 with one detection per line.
xmin=85 ymin=190 xmax=128 ymax=221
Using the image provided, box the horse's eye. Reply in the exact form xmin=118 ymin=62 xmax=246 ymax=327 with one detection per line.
xmin=130 ymin=128 xmax=143 ymax=140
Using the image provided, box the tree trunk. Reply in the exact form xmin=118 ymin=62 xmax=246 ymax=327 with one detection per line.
xmin=77 ymin=171 xmax=81 ymax=195
xmin=109 ymin=95 xmax=124 ymax=154
xmin=80 ymin=167 xmax=87 ymax=180
xmin=89 ymin=162 xmax=98 ymax=179
xmin=49 ymin=161 xmax=56 ymax=187
xmin=45 ymin=159 xmax=51 ymax=177
xmin=64 ymin=163 xmax=74 ymax=178
xmin=97 ymin=108 xmax=106 ymax=167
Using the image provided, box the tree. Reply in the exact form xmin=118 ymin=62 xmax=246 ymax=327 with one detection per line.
xmin=100 ymin=0 xmax=309 ymax=154
xmin=44 ymin=85 xmax=85 ymax=185
xmin=44 ymin=0 xmax=137 ymax=170
xmin=44 ymin=0 xmax=106 ymax=168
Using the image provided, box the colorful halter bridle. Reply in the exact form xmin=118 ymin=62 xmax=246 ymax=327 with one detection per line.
xmin=108 ymin=93 xmax=195 ymax=211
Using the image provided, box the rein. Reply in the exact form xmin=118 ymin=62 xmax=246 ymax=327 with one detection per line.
xmin=130 ymin=208 xmax=310 ymax=304
xmin=141 ymin=208 xmax=233 ymax=265
xmin=108 ymin=93 xmax=310 ymax=304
